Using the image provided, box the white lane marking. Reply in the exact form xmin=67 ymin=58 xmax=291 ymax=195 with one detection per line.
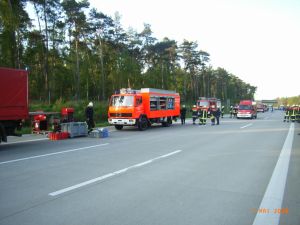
xmin=0 ymin=143 xmax=109 ymax=165
xmin=252 ymin=123 xmax=294 ymax=225
xmin=240 ymin=123 xmax=253 ymax=129
xmin=133 ymin=160 xmax=153 ymax=168
xmin=2 ymin=138 xmax=48 ymax=145
xmin=49 ymin=150 xmax=182 ymax=197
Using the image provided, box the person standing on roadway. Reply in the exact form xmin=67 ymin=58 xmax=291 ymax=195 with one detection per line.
xmin=221 ymin=106 xmax=225 ymax=118
xmin=283 ymin=105 xmax=290 ymax=122
xmin=180 ymin=105 xmax=187 ymax=125
xmin=233 ymin=105 xmax=238 ymax=118
xmin=199 ymin=108 xmax=207 ymax=125
xmin=290 ymin=105 xmax=297 ymax=122
xmin=85 ymin=102 xmax=95 ymax=133
xmin=210 ymin=106 xmax=216 ymax=125
xmin=230 ymin=106 xmax=233 ymax=118
xmin=191 ymin=105 xmax=198 ymax=125
xmin=296 ymin=105 xmax=300 ymax=123
xmin=215 ymin=107 xmax=221 ymax=125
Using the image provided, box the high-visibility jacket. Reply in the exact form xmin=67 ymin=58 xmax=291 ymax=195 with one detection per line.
xmin=290 ymin=107 xmax=297 ymax=121
xmin=296 ymin=107 xmax=300 ymax=122
xmin=200 ymin=109 xmax=208 ymax=119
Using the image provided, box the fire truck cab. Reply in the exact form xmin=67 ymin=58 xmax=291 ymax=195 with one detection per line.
xmin=108 ymin=88 xmax=180 ymax=130
xmin=196 ymin=97 xmax=221 ymax=114
xmin=257 ymin=102 xmax=267 ymax=113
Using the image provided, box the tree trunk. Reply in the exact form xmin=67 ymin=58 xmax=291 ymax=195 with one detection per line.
xmin=161 ymin=62 xmax=164 ymax=89
xmin=98 ymin=36 xmax=105 ymax=101
xmin=43 ymin=0 xmax=50 ymax=104
xmin=183 ymin=72 xmax=187 ymax=102
xmin=75 ymin=39 xmax=80 ymax=100
xmin=7 ymin=0 xmax=17 ymax=68
xmin=33 ymin=2 xmax=48 ymax=101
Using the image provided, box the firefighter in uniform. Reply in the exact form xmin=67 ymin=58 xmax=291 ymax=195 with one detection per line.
xmin=85 ymin=102 xmax=95 ymax=133
xmin=180 ymin=105 xmax=187 ymax=125
xmin=191 ymin=105 xmax=198 ymax=125
xmin=221 ymin=106 xmax=225 ymax=118
xmin=215 ymin=107 xmax=221 ymax=125
xmin=233 ymin=105 xmax=238 ymax=118
xmin=290 ymin=105 xmax=297 ymax=122
xmin=199 ymin=108 xmax=208 ymax=125
xmin=230 ymin=106 xmax=233 ymax=118
xmin=210 ymin=106 xmax=216 ymax=125
xmin=296 ymin=105 xmax=300 ymax=123
xmin=283 ymin=105 xmax=290 ymax=122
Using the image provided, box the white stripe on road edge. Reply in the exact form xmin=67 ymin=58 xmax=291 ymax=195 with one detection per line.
xmin=0 ymin=143 xmax=109 ymax=165
xmin=49 ymin=150 xmax=182 ymax=197
xmin=2 ymin=137 xmax=48 ymax=145
xmin=252 ymin=123 xmax=294 ymax=225
xmin=240 ymin=123 xmax=253 ymax=129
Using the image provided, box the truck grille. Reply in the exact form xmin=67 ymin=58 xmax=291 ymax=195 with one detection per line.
xmin=110 ymin=113 xmax=132 ymax=117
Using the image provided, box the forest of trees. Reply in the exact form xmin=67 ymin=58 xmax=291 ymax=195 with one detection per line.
xmin=0 ymin=0 xmax=256 ymax=106
xmin=277 ymin=96 xmax=300 ymax=106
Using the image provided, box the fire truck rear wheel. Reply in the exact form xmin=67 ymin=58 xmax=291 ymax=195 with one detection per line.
xmin=0 ymin=122 xmax=7 ymax=143
xmin=162 ymin=117 xmax=172 ymax=127
xmin=138 ymin=117 xmax=148 ymax=131
xmin=115 ymin=125 xmax=123 ymax=130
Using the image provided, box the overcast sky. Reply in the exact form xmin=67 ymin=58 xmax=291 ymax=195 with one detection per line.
xmin=89 ymin=0 xmax=300 ymax=100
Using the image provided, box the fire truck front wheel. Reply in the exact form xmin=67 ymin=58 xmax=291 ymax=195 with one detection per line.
xmin=115 ymin=125 xmax=123 ymax=130
xmin=138 ymin=116 xmax=148 ymax=131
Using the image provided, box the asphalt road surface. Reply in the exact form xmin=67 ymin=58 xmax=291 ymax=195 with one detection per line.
xmin=0 ymin=111 xmax=299 ymax=225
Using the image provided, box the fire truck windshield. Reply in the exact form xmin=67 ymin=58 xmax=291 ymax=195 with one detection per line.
xmin=111 ymin=95 xmax=134 ymax=107
xmin=239 ymin=105 xmax=252 ymax=110
xmin=198 ymin=101 xmax=209 ymax=107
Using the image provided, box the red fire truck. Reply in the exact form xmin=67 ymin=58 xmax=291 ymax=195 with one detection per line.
xmin=108 ymin=88 xmax=180 ymax=130
xmin=257 ymin=102 xmax=267 ymax=112
xmin=196 ymin=97 xmax=221 ymax=110
xmin=237 ymin=100 xmax=257 ymax=119
xmin=195 ymin=97 xmax=221 ymax=116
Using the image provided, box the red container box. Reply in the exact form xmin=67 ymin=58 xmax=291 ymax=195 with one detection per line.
xmin=61 ymin=132 xmax=69 ymax=139
xmin=49 ymin=131 xmax=70 ymax=141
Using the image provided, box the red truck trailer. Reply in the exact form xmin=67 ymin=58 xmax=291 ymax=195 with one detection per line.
xmin=0 ymin=67 xmax=29 ymax=143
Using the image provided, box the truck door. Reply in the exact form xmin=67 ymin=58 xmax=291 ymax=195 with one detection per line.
xmin=135 ymin=96 xmax=144 ymax=116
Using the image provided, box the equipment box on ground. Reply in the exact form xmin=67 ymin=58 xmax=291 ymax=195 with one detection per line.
xmin=89 ymin=128 xmax=109 ymax=138
xmin=61 ymin=122 xmax=88 ymax=138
